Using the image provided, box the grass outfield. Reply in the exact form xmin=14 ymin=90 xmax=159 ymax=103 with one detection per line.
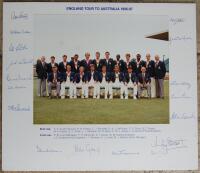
xmin=33 ymin=80 xmax=169 ymax=124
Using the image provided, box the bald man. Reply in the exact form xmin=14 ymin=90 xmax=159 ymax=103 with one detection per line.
xmin=145 ymin=53 xmax=156 ymax=98
xmin=154 ymin=55 xmax=166 ymax=98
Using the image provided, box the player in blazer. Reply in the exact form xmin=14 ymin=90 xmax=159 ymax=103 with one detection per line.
xmin=74 ymin=66 xmax=88 ymax=98
xmin=113 ymin=54 xmax=124 ymax=72
xmin=58 ymin=55 xmax=69 ymax=73
xmin=86 ymin=64 xmax=99 ymax=99
xmin=47 ymin=56 xmax=58 ymax=73
xmin=123 ymin=53 xmax=136 ymax=73
xmin=102 ymin=51 xmax=114 ymax=72
xmin=145 ymin=53 xmax=156 ymax=98
xmin=96 ymin=65 xmax=111 ymax=99
xmin=60 ymin=64 xmax=76 ymax=99
xmin=109 ymin=65 xmax=126 ymax=99
xmin=93 ymin=51 xmax=103 ymax=72
xmin=81 ymin=52 xmax=93 ymax=72
xmin=70 ymin=54 xmax=81 ymax=73
xmin=47 ymin=65 xmax=61 ymax=99
xmin=124 ymin=65 xmax=138 ymax=99
xmin=36 ymin=56 xmax=48 ymax=97
xmin=137 ymin=67 xmax=151 ymax=98
xmin=154 ymin=55 xmax=166 ymax=98
xmin=135 ymin=53 xmax=146 ymax=75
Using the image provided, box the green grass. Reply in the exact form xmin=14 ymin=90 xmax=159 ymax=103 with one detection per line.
xmin=33 ymin=80 xmax=169 ymax=124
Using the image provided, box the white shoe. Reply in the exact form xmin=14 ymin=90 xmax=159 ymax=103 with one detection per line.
xmin=93 ymin=96 xmax=96 ymax=99
xmin=105 ymin=96 xmax=107 ymax=99
xmin=134 ymin=96 xmax=137 ymax=100
xmin=120 ymin=95 xmax=123 ymax=99
xmin=81 ymin=96 xmax=84 ymax=99
xmin=61 ymin=96 xmax=65 ymax=99
xmin=109 ymin=95 xmax=113 ymax=99
xmin=97 ymin=95 xmax=100 ymax=99
xmin=74 ymin=96 xmax=77 ymax=99
xmin=125 ymin=96 xmax=128 ymax=99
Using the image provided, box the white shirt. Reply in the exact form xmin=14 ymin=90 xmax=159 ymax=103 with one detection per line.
xmin=115 ymin=73 xmax=120 ymax=83
xmin=66 ymin=72 xmax=71 ymax=82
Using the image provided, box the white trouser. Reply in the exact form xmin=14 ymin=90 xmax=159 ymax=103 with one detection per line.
xmin=124 ymin=82 xmax=138 ymax=98
xmin=60 ymin=81 xmax=75 ymax=98
xmin=85 ymin=81 xmax=98 ymax=98
xmin=150 ymin=77 xmax=156 ymax=98
xmin=75 ymin=82 xmax=88 ymax=98
xmin=96 ymin=81 xmax=109 ymax=98
xmin=109 ymin=82 xmax=125 ymax=98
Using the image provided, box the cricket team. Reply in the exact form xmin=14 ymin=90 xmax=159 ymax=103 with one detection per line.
xmin=36 ymin=51 xmax=166 ymax=99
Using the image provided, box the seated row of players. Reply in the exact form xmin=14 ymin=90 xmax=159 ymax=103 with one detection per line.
xmin=36 ymin=51 xmax=166 ymax=99
xmin=47 ymin=63 xmax=150 ymax=99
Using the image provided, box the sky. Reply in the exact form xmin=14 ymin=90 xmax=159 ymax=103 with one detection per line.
xmin=34 ymin=13 xmax=169 ymax=63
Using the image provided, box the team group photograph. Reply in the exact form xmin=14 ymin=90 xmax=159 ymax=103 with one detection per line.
xmin=33 ymin=14 xmax=169 ymax=124
xmin=36 ymin=52 xmax=166 ymax=100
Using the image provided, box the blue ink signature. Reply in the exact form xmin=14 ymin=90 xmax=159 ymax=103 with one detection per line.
xmin=36 ymin=145 xmax=62 ymax=153
xmin=11 ymin=11 xmax=28 ymax=20
xmin=171 ymin=92 xmax=192 ymax=99
xmin=151 ymin=136 xmax=187 ymax=155
xmin=112 ymin=149 xmax=139 ymax=155
xmin=8 ymin=104 xmax=30 ymax=111
xmin=74 ymin=144 xmax=100 ymax=154
xmin=9 ymin=43 xmax=28 ymax=52
xmin=7 ymin=73 xmax=32 ymax=82
xmin=6 ymin=58 xmax=33 ymax=71
xmin=171 ymin=112 xmax=195 ymax=120
xmin=170 ymin=18 xmax=185 ymax=25
xmin=10 ymin=30 xmax=31 ymax=34
xmin=170 ymin=81 xmax=191 ymax=90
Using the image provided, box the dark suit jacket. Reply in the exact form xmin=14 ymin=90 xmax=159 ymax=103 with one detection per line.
xmin=47 ymin=62 xmax=58 ymax=73
xmin=155 ymin=61 xmax=166 ymax=79
xmin=124 ymin=72 xmax=138 ymax=83
xmin=138 ymin=72 xmax=151 ymax=84
xmin=113 ymin=60 xmax=125 ymax=72
xmin=60 ymin=72 xmax=75 ymax=82
xmin=110 ymin=72 xmax=125 ymax=83
xmin=135 ymin=60 xmax=146 ymax=74
xmin=123 ymin=60 xmax=137 ymax=73
xmin=81 ymin=59 xmax=93 ymax=72
xmin=47 ymin=72 xmax=61 ymax=83
xmin=93 ymin=59 xmax=104 ymax=72
xmin=87 ymin=71 xmax=99 ymax=82
xmin=36 ymin=61 xmax=47 ymax=79
xmin=58 ymin=61 xmax=69 ymax=73
xmin=98 ymin=72 xmax=111 ymax=82
xmin=145 ymin=60 xmax=155 ymax=77
xmin=74 ymin=73 xmax=88 ymax=83
xmin=102 ymin=58 xmax=114 ymax=72
xmin=69 ymin=60 xmax=81 ymax=73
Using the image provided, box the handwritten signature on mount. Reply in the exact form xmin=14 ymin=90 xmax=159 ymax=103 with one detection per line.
xmin=151 ymin=136 xmax=187 ymax=155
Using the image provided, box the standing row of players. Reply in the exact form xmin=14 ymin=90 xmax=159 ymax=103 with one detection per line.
xmin=36 ymin=51 xmax=166 ymax=99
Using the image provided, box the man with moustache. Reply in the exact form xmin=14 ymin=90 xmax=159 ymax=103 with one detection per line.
xmin=70 ymin=54 xmax=81 ymax=73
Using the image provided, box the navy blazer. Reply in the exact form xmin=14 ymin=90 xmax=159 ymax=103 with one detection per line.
xmin=74 ymin=73 xmax=88 ymax=83
xmin=138 ymin=72 xmax=151 ymax=84
xmin=145 ymin=60 xmax=155 ymax=77
xmin=102 ymin=58 xmax=114 ymax=72
xmin=123 ymin=60 xmax=136 ymax=73
xmin=110 ymin=72 xmax=125 ymax=83
xmin=47 ymin=62 xmax=59 ymax=73
xmin=60 ymin=72 xmax=75 ymax=82
xmin=81 ymin=59 xmax=93 ymax=72
xmin=135 ymin=60 xmax=146 ymax=74
xmin=124 ymin=72 xmax=138 ymax=83
xmin=69 ymin=60 xmax=81 ymax=73
xmin=87 ymin=71 xmax=99 ymax=82
xmin=93 ymin=59 xmax=104 ymax=72
xmin=113 ymin=59 xmax=125 ymax=72
xmin=58 ymin=61 xmax=69 ymax=73
xmin=98 ymin=72 xmax=111 ymax=82
xmin=47 ymin=72 xmax=61 ymax=83
xmin=155 ymin=61 xmax=166 ymax=79
xmin=36 ymin=61 xmax=47 ymax=79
